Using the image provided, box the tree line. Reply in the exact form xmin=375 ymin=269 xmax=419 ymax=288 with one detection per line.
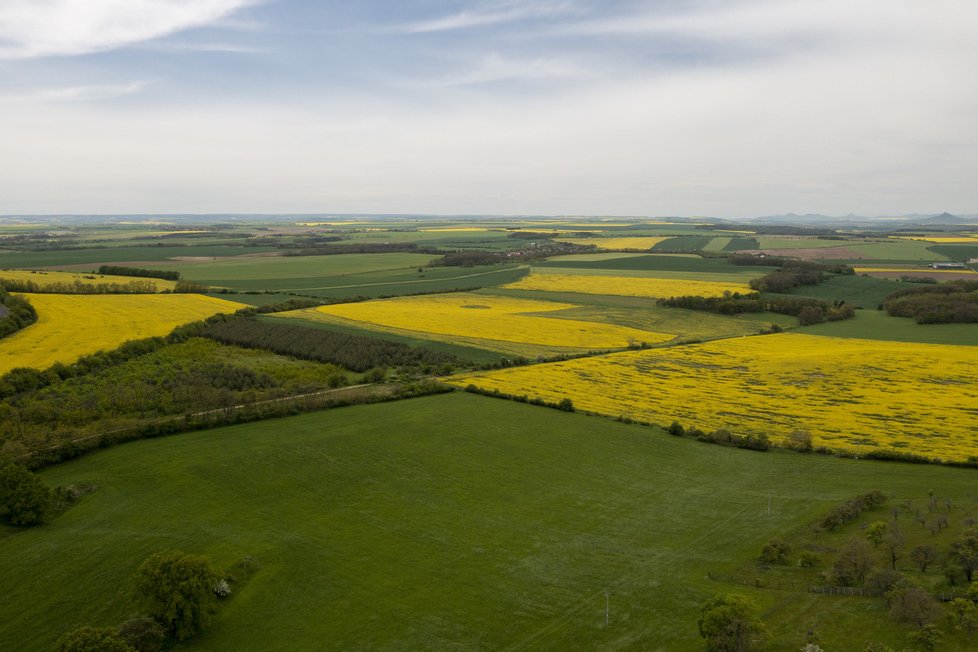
xmin=195 ymin=314 xmax=463 ymax=373
xmin=0 ymin=277 xmax=160 ymax=294
xmin=657 ymin=293 xmax=855 ymax=325
xmin=746 ymin=259 xmax=855 ymax=294
xmin=0 ymin=289 xmax=37 ymax=339
xmin=883 ymin=280 xmax=978 ymax=323
xmin=97 ymin=265 xmax=181 ymax=281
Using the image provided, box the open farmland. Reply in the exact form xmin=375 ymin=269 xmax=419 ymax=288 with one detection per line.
xmin=141 ymin=253 xmax=527 ymax=297
xmin=275 ymin=292 xmax=672 ymax=357
xmin=0 ymin=269 xmax=177 ymax=292
xmin=556 ymin=236 xmax=670 ymax=250
xmin=0 ymin=293 xmax=246 ymax=374
xmin=502 ymin=270 xmax=751 ymax=298
xmin=450 ymin=333 xmax=978 ymax=462
xmin=5 ymin=394 xmax=978 ymax=651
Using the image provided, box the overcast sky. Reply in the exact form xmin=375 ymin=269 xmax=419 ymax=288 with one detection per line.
xmin=1 ymin=0 xmax=976 ymax=218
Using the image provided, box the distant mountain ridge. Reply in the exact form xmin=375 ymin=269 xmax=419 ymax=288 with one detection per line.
xmin=747 ymin=212 xmax=978 ymax=227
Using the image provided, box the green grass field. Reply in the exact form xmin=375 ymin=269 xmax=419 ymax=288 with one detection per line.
xmin=929 ymin=243 xmax=978 ymax=262
xmin=650 ymin=235 xmax=715 ymax=252
xmin=798 ymin=308 xmax=978 ymax=345
xmin=770 ymin=274 xmax=911 ymax=308
xmin=135 ymin=254 xmax=528 ymax=297
xmin=845 ymin=240 xmax=947 ymax=262
xmin=540 ymin=254 xmax=772 ymax=275
xmin=0 ymin=245 xmax=279 ymax=268
xmin=4 ymin=394 xmax=976 ymax=651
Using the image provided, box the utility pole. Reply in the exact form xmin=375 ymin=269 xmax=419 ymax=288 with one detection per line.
xmin=604 ymin=589 xmax=610 ymax=626
xmin=768 ymin=492 xmax=771 ymax=515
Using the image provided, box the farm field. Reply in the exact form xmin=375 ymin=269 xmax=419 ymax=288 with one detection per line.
xmin=556 ymin=236 xmax=670 ymax=250
xmin=765 ymin=274 xmax=910 ymax=308
xmin=276 ymin=292 xmax=671 ymax=357
xmin=0 ymin=245 xmax=278 ymax=269
xmin=0 ymin=293 xmax=246 ymax=374
xmin=0 ymin=269 xmax=177 ymax=292
xmin=5 ymin=394 xmax=978 ymax=651
xmin=502 ymin=269 xmax=751 ymax=298
xmin=540 ymin=253 xmax=771 ymax=276
xmin=798 ymin=308 xmax=978 ymax=346
xmin=145 ymin=254 xmax=527 ymax=296
xmin=450 ymin=333 xmax=978 ymax=462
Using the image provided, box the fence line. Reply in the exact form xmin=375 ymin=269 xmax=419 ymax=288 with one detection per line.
xmin=708 ymin=573 xmax=967 ymax=601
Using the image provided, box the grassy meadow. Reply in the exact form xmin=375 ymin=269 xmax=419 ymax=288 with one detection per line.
xmin=3 ymin=393 xmax=976 ymax=651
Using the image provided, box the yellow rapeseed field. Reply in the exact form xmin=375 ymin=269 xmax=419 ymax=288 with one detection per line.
xmin=503 ymin=271 xmax=751 ymax=298
xmin=893 ymin=236 xmax=978 ymax=243
xmin=450 ymin=333 xmax=978 ymax=462
xmin=557 ymin=237 xmax=670 ymax=250
xmin=280 ymin=293 xmax=671 ymax=355
xmin=0 ymin=269 xmax=177 ymax=292
xmin=0 ymin=294 xmax=246 ymax=374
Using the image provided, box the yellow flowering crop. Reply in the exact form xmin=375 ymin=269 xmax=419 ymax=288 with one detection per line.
xmin=557 ymin=237 xmax=670 ymax=250
xmin=503 ymin=271 xmax=751 ymax=298
xmin=280 ymin=293 xmax=671 ymax=355
xmin=0 ymin=269 xmax=176 ymax=292
xmin=892 ymin=236 xmax=978 ymax=243
xmin=0 ymin=294 xmax=246 ymax=374
xmin=450 ymin=333 xmax=978 ymax=462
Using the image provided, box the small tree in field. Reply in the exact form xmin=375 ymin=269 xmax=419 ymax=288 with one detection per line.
xmin=133 ymin=551 xmax=218 ymax=640
xmin=0 ymin=461 xmax=53 ymax=526
xmin=56 ymin=626 xmax=135 ymax=652
xmin=697 ymin=593 xmax=766 ymax=651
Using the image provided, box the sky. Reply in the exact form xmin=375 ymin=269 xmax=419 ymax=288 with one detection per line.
xmin=0 ymin=0 xmax=976 ymax=218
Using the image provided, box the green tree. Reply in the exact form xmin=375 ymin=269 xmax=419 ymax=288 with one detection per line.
xmin=887 ymin=583 xmax=941 ymax=627
xmin=911 ymin=544 xmax=939 ymax=572
xmin=866 ymin=521 xmax=887 ymax=548
xmin=759 ymin=540 xmax=791 ymax=565
xmin=0 ymin=461 xmax=53 ymax=526
xmin=951 ymin=530 xmax=978 ymax=582
xmin=697 ymin=593 xmax=766 ymax=651
xmin=133 ymin=551 xmax=218 ymax=640
xmin=118 ymin=615 xmax=165 ymax=652
xmin=55 ymin=626 xmax=136 ymax=652
xmin=908 ymin=623 xmax=941 ymax=651
xmin=833 ymin=539 xmax=874 ymax=586
xmin=950 ymin=598 xmax=978 ymax=636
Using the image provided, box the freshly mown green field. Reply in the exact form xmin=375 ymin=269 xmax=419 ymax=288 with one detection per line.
xmin=4 ymin=394 xmax=976 ymax=651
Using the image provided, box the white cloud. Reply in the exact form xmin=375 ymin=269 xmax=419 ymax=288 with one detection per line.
xmin=0 ymin=81 xmax=147 ymax=103
xmin=0 ymin=0 xmax=260 ymax=59
xmin=391 ymin=1 xmax=574 ymax=34
xmin=401 ymin=53 xmax=591 ymax=86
